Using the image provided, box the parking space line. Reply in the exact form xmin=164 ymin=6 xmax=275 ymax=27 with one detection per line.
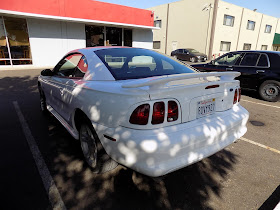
xmin=275 ymin=202 xmax=280 ymax=210
xmin=240 ymin=137 xmax=280 ymax=155
xmin=242 ymin=99 xmax=280 ymax=109
xmin=13 ymin=101 xmax=66 ymax=210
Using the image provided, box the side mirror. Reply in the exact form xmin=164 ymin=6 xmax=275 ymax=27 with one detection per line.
xmin=41 ymin=69 xmax=53 ymax=76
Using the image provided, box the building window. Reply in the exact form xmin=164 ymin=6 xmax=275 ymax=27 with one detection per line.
xmin=223 ymin=15 xmax=235 ymax=27
xmin=106 ymin=27 xmax=122 ymax=46
xmin=220 ymin=41 xmax=231 ymax=51
xmin=153 ymin=41 xmax=161 ymax=49
xmin=154 ymin=20 xmax=162 ymax=28
xmin=86 ymin=25 xmax=105 ymax=47
xmin=86 ymin=26 xmax=132 ymax=47
xmin=265 ymin=25 xmax=272 ymax=33
xmin=273 ymin=46 xmax=279 ymax=51
xmin=247 ymin=20 xmax=255 ymax=30
xmin=124 ymin=29 xmax=132 ymax=47
xmin=243 ymin=43 xmax=251 ymax=50
xmin=261 ymin=45 xmax=268 ymax=50
xmin=0 ymin=16 xmax=32 ymax=65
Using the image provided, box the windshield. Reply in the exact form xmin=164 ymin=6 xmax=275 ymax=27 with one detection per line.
xmin=188 ymin=49 xmax=199 ymax=53
xmin=95 ymin=48 xmax=196 ymax=80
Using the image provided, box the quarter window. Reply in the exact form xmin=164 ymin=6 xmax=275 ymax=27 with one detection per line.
xmin=223 ymin=15 xmax=235 ymax=27
xmin=54 ymin=54 xmax=88 ymax=78
xmin=265 ymin=25 xmax=272 ymax=33
xmin=240 ymin=53 xmax=260 ymax=66
xmin=220 ymin=41 xmax=231 ymax=51
xmin=247 ymin=20 xmax=255 ymax=30
xmin=257 ymin=54 xmax=268 ymax=67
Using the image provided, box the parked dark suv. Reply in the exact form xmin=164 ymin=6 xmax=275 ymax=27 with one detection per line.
xmin=171 ymin=48 xmax=207 ymax=62
xmin=192 ymin=51 xmax=280 ymax=102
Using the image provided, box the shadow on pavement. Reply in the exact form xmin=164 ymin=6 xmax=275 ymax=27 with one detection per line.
xmin=47 ymin=114 xmax=238 ymax=210
xmin=0 ymin=74 xmax=239 ymax=210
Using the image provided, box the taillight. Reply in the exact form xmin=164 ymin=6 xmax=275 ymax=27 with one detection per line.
xmin=233 ymin=89 xmax=238 ymax=104
xmin=238 ymin=88 xmax=241 ymax=102
xmin=168 ymin=101 xmax=178 ymax=122
xmin=152 ymin=102 xmax=165 ymax=124
xmin=129 ymin=104 xmax=150 ymax=125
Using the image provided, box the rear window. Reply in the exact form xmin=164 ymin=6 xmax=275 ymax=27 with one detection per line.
xmin=94 ymin=48 xmax=196 ymax=80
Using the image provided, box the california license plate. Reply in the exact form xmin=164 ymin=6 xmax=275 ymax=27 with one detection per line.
xmin=197 ymin=98 xmax=216 ymax=118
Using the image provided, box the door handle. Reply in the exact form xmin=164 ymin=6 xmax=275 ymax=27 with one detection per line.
xmin=226 ymin=68 xmax=233 ymax=71
xmin=256 ymin=70 xmax=265 ymax=73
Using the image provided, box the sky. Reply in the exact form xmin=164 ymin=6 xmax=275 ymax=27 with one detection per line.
xmin=96 ymin=0 xmax=280 ymax=18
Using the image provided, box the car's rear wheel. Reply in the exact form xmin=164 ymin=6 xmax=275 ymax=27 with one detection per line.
xmin=79 ymin=122 xmax=118 ymax=173
xmin=38 ymin=86 xmax=48 ymax=114
xmin=259 ymin=80 xmax=280 ymax=102
xmin=190 ymin=57 xmax=197 ymax=62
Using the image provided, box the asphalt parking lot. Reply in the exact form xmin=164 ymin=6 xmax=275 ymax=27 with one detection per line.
xmin=0 ymin=69 xmax=279 ymax=210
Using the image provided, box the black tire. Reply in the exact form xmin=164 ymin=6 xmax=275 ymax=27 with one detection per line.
xmin=79 ymin=122 xmax=118 ymax=173
xmin=259 ymin=80 xmax=280 ymax=102
xmin=38 ymin=86 xmax=48 ymax=114
xmin=190 ymin=57 xmax=197 ymax=63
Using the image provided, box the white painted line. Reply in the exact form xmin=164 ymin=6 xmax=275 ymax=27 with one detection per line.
xmin=240 ymin=137 xmax=280 ymax=155
xmin=274 ymin=201 xmax=280 ymax=210
xmin=242 ymin=99 xmax=280 ymax=109
xmin=13 ymin=101 xmax=66 ymax=210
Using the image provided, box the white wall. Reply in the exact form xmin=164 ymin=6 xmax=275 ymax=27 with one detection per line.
xmin=212 ymin=1 xmax=243 ymax=56
xmin=132 ymin=29 xmax=153 ymax=49
xmin=149 ymin=0 xmax=215 ymax=55
xmin=27 ymin=18 xmax=86 ymax=67
xmin=256 ymin=14 xmax=278 ymax=50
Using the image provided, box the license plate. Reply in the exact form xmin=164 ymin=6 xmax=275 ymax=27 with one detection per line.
xmin=197 ymin=98 xmax=216 ymax=118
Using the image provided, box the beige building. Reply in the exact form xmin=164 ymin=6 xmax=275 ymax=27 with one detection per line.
xmin=149 ymin=0 xmax=280 ymax=59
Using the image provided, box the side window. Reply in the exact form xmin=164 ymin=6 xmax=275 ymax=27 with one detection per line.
xmin=162 ymin=60 xmax=174 ymax=70
xmin=257 ymin=54 xmax=269 ymax=67
xmin=54 ymin=54 xmax=82 ymax=77
xmin=240 ymin=53 xmax=260 ymax=66
xmin=178 ymin=49 xmax=183 ymax=53
xmin=73 ymin=56 xmax=88 ymax=78
xmin=214 ymin=53 xmax=242 ymax=66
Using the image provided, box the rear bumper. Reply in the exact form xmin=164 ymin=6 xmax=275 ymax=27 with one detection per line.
xmin=99 ymin=105 xmax=249 ymax=177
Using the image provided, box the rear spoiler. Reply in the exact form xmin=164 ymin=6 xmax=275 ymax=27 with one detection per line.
xmin=122 ymin=72 xmax=241 ymax=89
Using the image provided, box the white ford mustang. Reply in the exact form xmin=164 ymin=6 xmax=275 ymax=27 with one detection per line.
xmin=38 ymin=47 xmax=249 ymax=177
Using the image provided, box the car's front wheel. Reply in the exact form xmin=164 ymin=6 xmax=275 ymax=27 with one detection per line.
xmin=79 ymin=123 xmax=118 ymax=173
xmin=259 ymin=80 xmax=280 ymax=102
xmin=190 ymin=57 xmax=197 ymax=62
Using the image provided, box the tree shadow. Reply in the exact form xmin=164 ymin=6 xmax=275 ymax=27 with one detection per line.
xmin=46 ymin=115 xmax=238 ymax=210
xmin=0 ymin=73 xmax=239 ymax=210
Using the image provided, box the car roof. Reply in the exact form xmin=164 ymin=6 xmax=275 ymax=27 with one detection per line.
xmin=228 ymin=50 xmax=280 ymax=55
